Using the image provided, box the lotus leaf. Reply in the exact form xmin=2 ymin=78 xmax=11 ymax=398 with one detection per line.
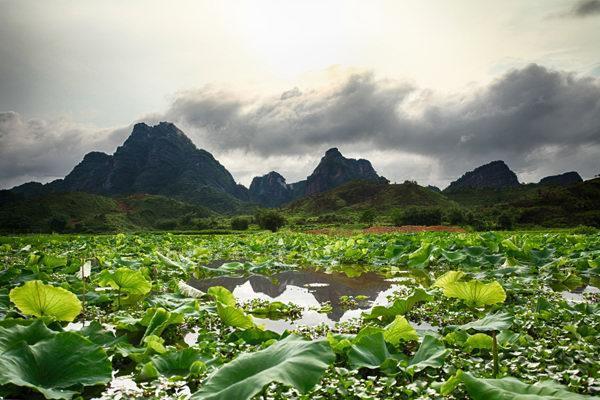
xmin=0 ymin=330 xmax=111 ymax=399
xmin=191 ymin=335 xmax=334 ymax=400
xmin=462 ymin=372 xmax=599 ymax=399
xmin=9 ymin=280 xmax=82 ymax=321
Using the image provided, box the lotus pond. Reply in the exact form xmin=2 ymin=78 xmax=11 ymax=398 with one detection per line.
xmin=0 ymin=231 xmax=599 ymax=399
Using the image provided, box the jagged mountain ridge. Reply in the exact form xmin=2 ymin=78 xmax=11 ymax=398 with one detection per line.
xmin=4 ymin=121 xmax=587 ymax=213
xmin=8 ymin=122 xmax=250 ymax=213
xmin=248 ymin=147 xmax=387 ymax=207
xmin=539 ymin=171 xmax=583 ymax=186
xmin=444 ymin=160 xmax=520 ymax=192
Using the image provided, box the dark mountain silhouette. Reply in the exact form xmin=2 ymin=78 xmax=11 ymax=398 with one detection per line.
xmin=539 ymin=171 xmax=583 ymax=186
xmin=1 ymin=120 xmax=594 ymax=228
xmin=248 ymin=147 xmax=387 ymax=207
xmin=7 ymin=122 xmax=250 ymax=213
xmin=444 ymin=160 xmax=519 ymax=192
xmin=248 ymin=171 xmax=293 ymax=207
xmin=304 ymin=147 xmax=384 ymax=195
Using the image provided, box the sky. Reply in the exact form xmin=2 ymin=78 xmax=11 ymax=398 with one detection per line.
xmin=1 ymin=0 xmax=599 ymax=189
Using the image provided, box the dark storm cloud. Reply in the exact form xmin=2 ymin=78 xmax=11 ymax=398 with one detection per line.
xmin=0 ymin=112 xmax=129 ymax=189
xmin=571 ymin=0 xmax=600 ymax=17
xmin=163 ymin=64 xmax=600 ymax=181
xmin=1 ymin=64 xmax=599 ymax=189
xmin=165 ymin=72 xmax=415 ymax=156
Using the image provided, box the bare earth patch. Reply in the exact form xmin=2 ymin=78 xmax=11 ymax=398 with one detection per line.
xmin=305 ymin=225 xmax=465 ymax=235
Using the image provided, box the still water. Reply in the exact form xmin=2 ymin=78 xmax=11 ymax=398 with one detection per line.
xmin=189 ymin=268 xmax=433 ymax=333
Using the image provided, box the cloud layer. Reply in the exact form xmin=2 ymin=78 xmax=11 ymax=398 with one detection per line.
xmin=163 ymin=64 xmax=600 ymax=185
xmin=571 ymin=0 xmax=600 ymax=17
xmin=0 ymin=112 xmax=129 ymax=189
xmin=1 ymin=64 xmax=599 ymax=190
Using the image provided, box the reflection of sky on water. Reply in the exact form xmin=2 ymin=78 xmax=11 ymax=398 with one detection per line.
xmin=561 ymin=285 xmax=600 ymax=302
xmin=189 ymin=269 xmax=416 ymax=333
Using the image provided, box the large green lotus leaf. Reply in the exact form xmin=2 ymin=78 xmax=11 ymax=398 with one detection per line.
xmin=0 ymin=331 xmax=112 ymax=399
xmin=443 ymin=280 xmax=506 ymax=307
xmin=207 ymin=286 xmax=236 ymax=307
xmin=139 ymin=307 xmax=184 ymax=341
xmin=41 ymin=255 xmax=68 ymax=269
xmin=78 ymin=321 xmax=128 ymax=349
xmin=364 ymin=288 xmax=432 ymax=322
xmin=97 ymin=268 xmax=152 ymax=295
xmin=9 ymin=280 xmax=82 ymax=321
xmin=149 ymin=348 xmax=208 ymax=377
xmin=407 ymin=243 xmax=433 ymax=268
xmin=216 ymin=303 xmax=254 ymax=329
xmin=207 ymin=286 xmax=254 ymax=329
xmin=433 ymin=270 xmax=467 ymax=289
xmin=440 ymin=250 xmax=467 ymax=263
xmin=347 ymin=331 xmax=397 ymax=369
xmin=229 ymin=327 xmax=281 ymax=345
xmin=462 ymin=372 xmax=600 ymax=399
xmin=384 ymin=316 xmax=418 ymax=345
xmin=465 ymin=333 xmax=493 ymax=350
xmin=406 ymin=334 xmax=448 ymax=374
xmin=191 ymin=335 xmax=334 ymax=400
xmin=0 ymin=319 xmax=55 ymax=353
xmin=458 ymin=312 xmax=514 ymax=332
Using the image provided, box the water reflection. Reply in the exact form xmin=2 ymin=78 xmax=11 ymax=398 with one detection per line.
xmin=189 ymin=270 xmax=411 ymax=332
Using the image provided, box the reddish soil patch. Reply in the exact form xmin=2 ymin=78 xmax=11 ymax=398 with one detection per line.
xmin=304 ymin=228 xmax=356 ymax=236
xmin=363 ymin=225 xmax=466 ymax=234
xmin=128 ymin=193 xmax=149 ymax=200
xmin=116 ymin=201 xmax=134 ymax=213
xmin=305 ymin=225 xmax=465 ymax=235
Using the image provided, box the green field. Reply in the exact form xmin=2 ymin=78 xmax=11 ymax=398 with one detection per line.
xmin=0 ymin=230 xmax=599 ymax=399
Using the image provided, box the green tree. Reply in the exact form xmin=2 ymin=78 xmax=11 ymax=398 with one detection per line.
xmin=231 ymin=217 xmax=249 ymax=231
xmin=446 ymin=208 xmax=465 ymax=225
xmin=255 ymin=210 xmax=285 ymax=232
xmin=48 ymin=215 xmax=68 ymax=233
xmin=497 ymin=212 xmax=514 ymax=230
xmin=392 ymin=206 xmax=442 ymax=226
xmin=359 ymin=209 xmax=376 ymax=226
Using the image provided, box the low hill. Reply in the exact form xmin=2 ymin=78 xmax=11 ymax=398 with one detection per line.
xmin=447 ymin=178 xmax=600 ymax=227
xmin=0 ymin=192 xmax=215 ymax=233
xmin=286 ymin=180 xmax=454 ymax=214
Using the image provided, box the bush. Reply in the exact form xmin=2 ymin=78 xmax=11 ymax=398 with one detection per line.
xmin=572 ymin=225 xmax=598 ymax=234
xmin=178 ymin=213 xmax=194 ymax=227
xmin=497 ymin=212 xmax=514 ymax=230
xmin=292 ymin=217 xmax=307 ymax=226
xmin=192 ymin=218 xmax=213 ymax=230
xmin=316 ymin=213 xmax=351 ymax=224
xmin=155 ymin=218 xmax=178 ymax=230
xmin=391 ymin=206 xmax=442 ymax=226
xmin=359 ymin=209 xmax=376 ymax=226
xmin=445 ymin=208 xmax=465 ymax=225
xmin=48 ymin=215 xmax=68 ymax=233
xmin=255 ymin=210 xmax=285 ymax=232
xmin=231 ymin=217 xmax=249 ymax=231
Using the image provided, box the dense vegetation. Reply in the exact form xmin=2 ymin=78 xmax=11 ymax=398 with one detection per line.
xmin=2 ymin=177 xmax=599 ymax=234
xmin=0 ymin=230 xmax=598 ymax=399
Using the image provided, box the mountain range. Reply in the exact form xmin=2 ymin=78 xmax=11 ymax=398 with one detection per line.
xmin=0 ymin=121 xmax=589 ymax=214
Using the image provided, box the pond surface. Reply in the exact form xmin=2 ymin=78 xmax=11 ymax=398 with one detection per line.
xmin=189 ymin=268 xmax=435 ymax=333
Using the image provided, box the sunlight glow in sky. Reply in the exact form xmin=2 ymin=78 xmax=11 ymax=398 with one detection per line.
xmin=0 ymin=0 xmax=599 ymax=188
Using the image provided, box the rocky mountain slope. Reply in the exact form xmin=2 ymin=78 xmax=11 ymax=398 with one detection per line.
xmin=248 ymin=147 xmax=387 ymax=207
xmin=7 ymin=122 xmax=250 ymax=213
xmin=539 ymin=171 xmax=583 ymax=186
xmin=444 ymin=160 xmax=520 ymax=192
xmin=248 ymin=171 xmax=293 ymax=207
